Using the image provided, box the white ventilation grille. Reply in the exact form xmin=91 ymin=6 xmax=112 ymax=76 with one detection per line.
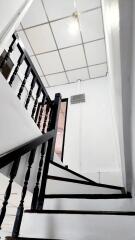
xmin=70 ymin=94 xmax=85 ymax=104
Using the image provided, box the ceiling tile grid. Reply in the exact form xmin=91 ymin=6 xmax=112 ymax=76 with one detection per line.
xmin=46 ymin=72 xmax=67 ymax=86
xmin=16 ymin=0 xmax=108 ymax=87
xmin=37 ymin=51 xmax=64 ymax=74
xmin=25 ymin=24 xmax=57 ymax=54
xmin=89 ymin=63 xmax=108 ymax=78
xmin=67 ymin=67 xmax=89 ymax=83
xmin=51 ymin=17 xmax=82 ymax=48
xmin=60 ymin=45 xmax=87 ymax=70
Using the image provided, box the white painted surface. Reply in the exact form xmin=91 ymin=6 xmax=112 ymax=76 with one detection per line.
xmin=48 ymin=164 xmax=89 ymax=182
xmin=47 ymin=78 xmax=123 ymax=186
xmin=119 ymin=0 xmax=135 ymax=196
xmin=49 ymin=164 xmax=123 ymax=187
xmin=0 ymin=73 xmax=41 ymax=155
xmin=118 ymin=0 xmax=133 ymax=194
xmin=129 ymin=0 xmax=135 ymax=195
xmin=103 ymin=0 xmax=135 ymax=194
xmin=102 ymin=0 xmax=126 ymax=189
xmin=20 ymin=212 xmax=135 ymax=239
xmin=44 ymin=198 xmax=135 ymax=211
xmin=19 ymin=0 xmax=106 ymax=87
xmin=46 ymin=180 xmax=121 ymax=195
xmin=0 ymin=0 xmax=33 ymax=55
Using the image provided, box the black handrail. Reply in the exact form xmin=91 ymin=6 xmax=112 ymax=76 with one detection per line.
xmin=0 ymin=130 xmax=55 ymax=169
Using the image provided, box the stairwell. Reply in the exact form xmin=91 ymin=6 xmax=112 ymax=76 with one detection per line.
xmin=0 ymin=32 xmax=134 ymax=240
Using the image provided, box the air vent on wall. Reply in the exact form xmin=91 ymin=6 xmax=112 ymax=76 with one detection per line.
xmin=70 ymin=94 xmax=85 ymax=104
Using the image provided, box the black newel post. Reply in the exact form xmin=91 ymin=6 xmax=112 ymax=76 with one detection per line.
xmin=37 ymin=93 xmax=61 ymax=210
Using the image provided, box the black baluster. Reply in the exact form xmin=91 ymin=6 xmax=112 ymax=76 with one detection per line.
xmin=25 ymin=76 xmax=36 ymax=109
xmin=31 ymin=103 xmax=50 ymax=210
xmin=42 ymin=103 xmax=50 ymax=134
xmin=31 ymin=143 xmax=46 ymax=210
xmin=0 ymin=34 xmax=17 ymax=70
xmin=0 ymin=157 xmax=20 ymax=229
xmin=9 ymin=52 xmax=24 ymax=86
xmin=31 ymin=86 xmax=41 ymax=120
xmin=37 ymin=93 xmax=61 ymax=210
xmin=12 ymin=149 xmax=36 ymax=237
xmin=17 ymin=65 xmax=31 ymax=99
xmin=37 ymin=94 xmax=46 ymax=129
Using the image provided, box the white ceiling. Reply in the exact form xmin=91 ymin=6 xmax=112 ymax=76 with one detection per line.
xmin=17 ymin=0 xmax=108 ymax=88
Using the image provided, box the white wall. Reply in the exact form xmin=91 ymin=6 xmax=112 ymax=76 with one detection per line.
xmin=130 ymin=0 xmax=135 ymax=195
xmin=118 ymin=0 xmax=133 ymax=193
xmin=0 ymin=73 xmax=43 ymax=191
xmin=0 ymin=0 xmax=25 ymax=37
xmin=0 ymin=73 xmax=41 ymax=155
xmin=123 ymin=0 xmax=135 ymax=195
xmin=103 ymin=0 xmax=135 ymax=194
xmin=0 ymin=72 xmax=63 ymax=191
xmin=102 ymin=0 xmax=126 ymax=188
xmin=0 ymin=0 xmax=33 ymax=54
xmin=47 ymin=77 xmax=123 ymax=186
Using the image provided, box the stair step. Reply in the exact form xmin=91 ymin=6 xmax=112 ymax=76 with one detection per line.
xmin=49 ymin=160 xmax=93 ymax=183
xmin=47 ymin=175 xmax=123 ymax=189
xmin=46 ymin=179 xmax=123 ymax=195
xmin=43 ymin=197 xmax=135 ymax=212
xmin=20 ymin=212 xmax=135 ymax=239
xmin=49 ymin=161 xmax=124 ymax=191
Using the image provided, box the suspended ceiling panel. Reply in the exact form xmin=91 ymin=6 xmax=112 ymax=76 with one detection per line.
xmin=17 ymin=0 xmax=108 ymax=87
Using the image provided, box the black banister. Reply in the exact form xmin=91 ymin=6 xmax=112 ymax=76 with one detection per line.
xmin=0 ymin=33 xmax=52 ymax=132
xmin=37 ymin=93 xmax=61 ymax=210
xmin=0 ymin=31 xmax=63 ymax=238
xmin=31 ymin=100 xmax=50 ymax=210
xmin=0 ymin=130 xmax=55 ymax=169
xmin=16 ymin=40 xmax=51 ymax=104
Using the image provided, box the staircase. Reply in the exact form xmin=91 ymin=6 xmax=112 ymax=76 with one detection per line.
xmin=2 ymin=161 xmax=134 ymax=240
xmin=0 ymin=34 xmax=134 ymax=240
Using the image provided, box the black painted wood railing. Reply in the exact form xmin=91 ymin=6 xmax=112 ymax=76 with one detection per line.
xmin=0 ymin=33 xmax=51 ymax=131
xmin=0 ymin=32 xmax=62 ymax=237
xmin=0 ymin=93 xmax=61 ymax=237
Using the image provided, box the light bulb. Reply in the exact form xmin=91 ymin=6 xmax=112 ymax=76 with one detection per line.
xmin=68 ymin=14 xmax=79 ymax=35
